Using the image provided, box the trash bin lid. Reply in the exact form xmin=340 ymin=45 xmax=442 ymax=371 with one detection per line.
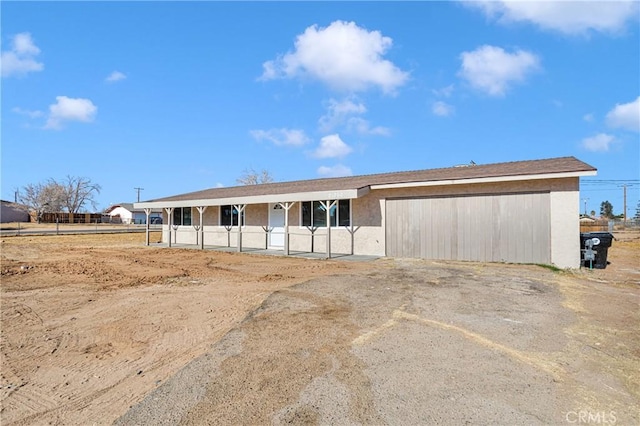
xmin=586 ymin=232 xmax=614 ymax=247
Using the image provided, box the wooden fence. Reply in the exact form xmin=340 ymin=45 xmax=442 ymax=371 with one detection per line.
xmin=580 ymin=220 xmax=610 ymax=233
xmin=580 ymin=219 xmax=640 ymax=233
xmin=36 ymin=212 xmax=105 ymax=224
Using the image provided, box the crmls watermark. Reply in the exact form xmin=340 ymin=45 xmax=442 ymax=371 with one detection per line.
xmin=565 ymin=410 xmax=617 ymax=424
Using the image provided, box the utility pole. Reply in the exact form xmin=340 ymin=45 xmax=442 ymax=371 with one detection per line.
xmin=623 ymin=184 xmax=627 ymax=223
xmin=134 ymin=187 xmax=144 ymax=203
xmin=581 ymin=198 xmax=589 ymax=217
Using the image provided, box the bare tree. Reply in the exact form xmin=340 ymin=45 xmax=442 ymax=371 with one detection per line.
xmin=59 ymin=175 xmax=101 ymax=213
xmin=236 ymin=168 xmax=274 ymax=185
xmin=19 ymin=176 xmax=101 ymax=215
xmin=18 ymin=183 xmax=44 ymax=213
xmin=19 ymin=182 xmax=64 ymax=213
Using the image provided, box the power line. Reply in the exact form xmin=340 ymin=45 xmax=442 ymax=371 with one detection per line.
xmin=580 ymin=179 xmax=640 ymax=218
xmin=581 ymin=181 xmax=639 ymax=186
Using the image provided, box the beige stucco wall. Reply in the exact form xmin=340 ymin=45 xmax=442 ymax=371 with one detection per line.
xmin=550 ymin=189 xmax=581 ymax=268
xmin=162 ymin=205 xmax=271 ymax=248
xmin=158 ymin=177 xmax=581 ymax=268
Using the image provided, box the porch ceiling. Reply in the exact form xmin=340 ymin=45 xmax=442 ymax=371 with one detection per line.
xmin=135 ymin=187 xmax=368 ymax=209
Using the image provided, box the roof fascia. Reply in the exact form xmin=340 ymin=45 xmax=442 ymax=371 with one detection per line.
xmin=134 ymin=188 xmax=361 ymax=209
xmin=134 ymin=170 xmax=596 ymax=209
xmin=369 ymin=170 xmax=597 ymax=190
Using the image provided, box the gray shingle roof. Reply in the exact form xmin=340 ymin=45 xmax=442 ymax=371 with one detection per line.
xmin=147 ymin=156 xmax=595 ymax=203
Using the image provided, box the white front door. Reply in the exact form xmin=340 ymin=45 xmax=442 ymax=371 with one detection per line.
xmin=269 ymin=203 xmax=285 ymax=248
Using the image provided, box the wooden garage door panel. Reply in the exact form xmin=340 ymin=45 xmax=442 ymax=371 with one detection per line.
xmin=386 ymin=193 xmax=550 ymax=264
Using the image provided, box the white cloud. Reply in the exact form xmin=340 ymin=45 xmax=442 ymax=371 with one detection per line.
xmin=346 ymin=117 xmax=390 ymax=136
xmin=606 ymin=96 xmax=640 ymax=132
xmin=106 ymin=71 xmax=127 ymax=83
xmin=12 ymin=107 xmax=43 ymax=118
xmin=467 ymin=1 xmax=639 ymax=35
xmin=1 ymin=32 xmax=44 ymax=78
xmin=259 ymin=20 xmax=409 ymax=94
xmin=12 ymin=32 xmax=41 ymax=56
xmin=583 ymin=113 xmax=594 ymax=122
xmin=432 ymin=84 xmax=455 ymax=98
xmin=44 ymin=96 xmax=98 ymax=130
xmin=317 ymin=164 xmax=353 ymax=177
xmin=249 ymin=128 xmax=310 ymax=146
xmin=458 ymin=45 xmax=540 ymax=96
xmin=215 ymin=182 xmax=225 ymax=188
xmin=581 ymin=133 xmax=616 ymax=152
xmin=432 ymin=101 xmax=455 ymax=117
xmin=319 ymin=98 xmax=367 ymax=132
xmin=319 ymin=97 xmax=390 ymax=135
xmin=313 ymin=134 xmax=353 ymax=159
xmin=327 ymin=97 xmax=367 ymax=116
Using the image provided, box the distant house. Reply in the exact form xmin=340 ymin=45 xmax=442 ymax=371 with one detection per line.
xmin=105 ymin=203 xmax=162 ymax=224
xmin=579 ymin=216 xmax=609 ymax=233
xmin=135 ymin=156 xmax=597 ymax=269
xmin=0 ymin=200 xmax=30 ymax=223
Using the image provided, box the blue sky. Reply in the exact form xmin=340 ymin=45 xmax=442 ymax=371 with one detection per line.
xmin=2 ymin=1 xmax=639 ymax=216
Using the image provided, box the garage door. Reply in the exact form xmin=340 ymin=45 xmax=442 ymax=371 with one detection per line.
xmin=385 ymin=192 xmax=550 ymax=264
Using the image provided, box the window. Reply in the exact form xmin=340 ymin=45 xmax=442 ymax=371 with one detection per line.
xmin=220 ymin=205 xmax=245 ymax=226
xmin=301 ymin=200 xmax=350 ymax=227
xmin=172 ymin=207 xmax=192 ymax=226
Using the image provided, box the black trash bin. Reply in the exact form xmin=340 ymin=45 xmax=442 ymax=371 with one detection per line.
xmin=580 ymin=232 xmax=614 ymax=269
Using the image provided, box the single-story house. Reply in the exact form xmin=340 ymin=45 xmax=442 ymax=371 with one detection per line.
xmin=134 ymin=156 xmax=597 ymax=269
xmin=105 ymin=203 xmax=162 ymax=224
xmin=0 ymin=200 xmax=30 ymax=223
xmin=579 ymin=216 xmax=596 ymax=223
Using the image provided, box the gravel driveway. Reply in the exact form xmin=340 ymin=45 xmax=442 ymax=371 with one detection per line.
xmin=116 ymin=258 xmax=639 ymax=425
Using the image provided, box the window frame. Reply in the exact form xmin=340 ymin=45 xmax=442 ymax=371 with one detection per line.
xmin=219 ymin=205 xmax=245 ymax=227
xmin=172 ymin=207 xmax=192 ymax=226
xmin=300 ymin=199 xmax=351 ymax=228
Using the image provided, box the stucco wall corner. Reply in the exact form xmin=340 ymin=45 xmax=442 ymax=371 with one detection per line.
xmin=550 ymin=190 xmax=581 ymax=269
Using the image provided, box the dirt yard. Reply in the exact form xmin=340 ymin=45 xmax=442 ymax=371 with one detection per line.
xmin=1 ymin=231 xmax=638 ymax=425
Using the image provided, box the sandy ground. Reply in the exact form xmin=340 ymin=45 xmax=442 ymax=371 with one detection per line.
xmin=1 ymin=231 xmax=638 ymax=425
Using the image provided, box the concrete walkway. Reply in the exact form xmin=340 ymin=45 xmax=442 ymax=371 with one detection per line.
xmin=148 ymin=242 xmax=380 ymax=262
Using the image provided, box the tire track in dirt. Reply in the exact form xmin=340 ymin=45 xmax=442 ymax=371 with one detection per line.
xmin=1 ymin=235 xmax=371 ymax=425
xmin=122 ymin=279 xmax=385 ymax=426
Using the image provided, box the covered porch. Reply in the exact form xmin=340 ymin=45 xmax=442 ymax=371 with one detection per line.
xmin=136 ymin=185 xmax=369 ymax=259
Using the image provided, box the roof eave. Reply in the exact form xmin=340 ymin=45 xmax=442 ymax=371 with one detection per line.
xmin=134 ymin=169 xmax=596 ymax=209
xmin=369 ymin=170 xmax=596 ymax=190
xmin=134 ymin=187 xmax=363 ymax=209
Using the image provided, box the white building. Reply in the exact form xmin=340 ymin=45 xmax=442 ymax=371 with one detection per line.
xmin=105 ymin=203 xmax=162 ymax=224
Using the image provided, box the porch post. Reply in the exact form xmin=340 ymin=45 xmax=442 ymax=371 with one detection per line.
xmin=278 ymin=202 xmax=296 ymax=256
xmin=144 ymin=208 xmax=151 ymax=246
xmin=197 ymin=206 xmax=207 ymax=250
xmin=234 ymin=204 xmax=246 ymax=252
xmin=350 ymin=220 xmax=354 ymax=255
xmin=165 ymin=207 xmax=174 ymax=247
xmin=320 ymin=200 xmax=337 ymax=259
